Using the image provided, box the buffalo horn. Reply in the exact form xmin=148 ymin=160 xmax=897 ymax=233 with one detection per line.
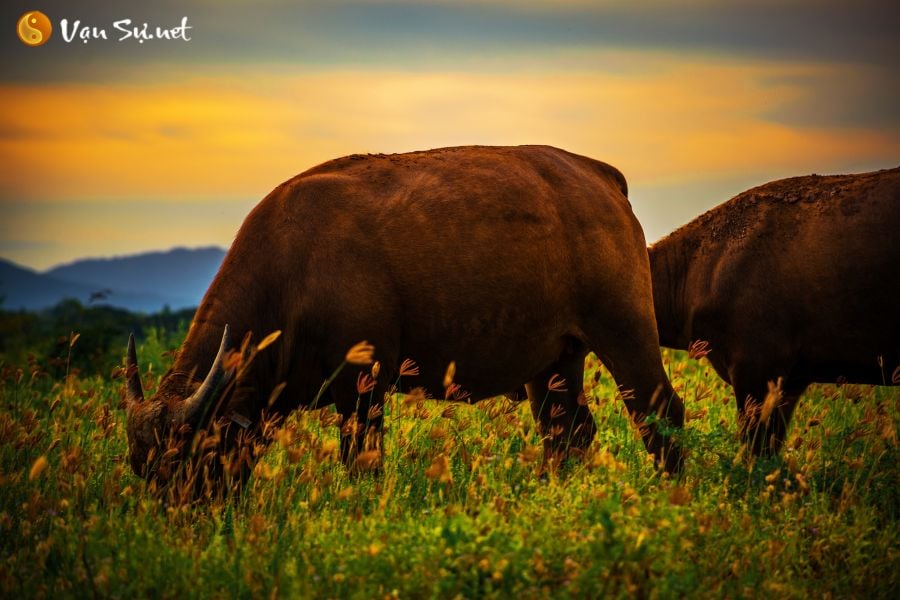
xmin=125 ymin=333 xmax=144 ymax=403
xmin=178 ymin=325 xmax=232 ymax=425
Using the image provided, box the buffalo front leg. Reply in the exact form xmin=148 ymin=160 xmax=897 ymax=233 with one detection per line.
xmin=332 ymin=373 xmax=387 ymax=473
xmin=585 ymin=259 xmax=685 ymax=473
xmin=595 ymin=341 xmax=685 ymax=473
xmin=734 ymin=374 xmax=804 ymax=457
xmin=527 ymin=351 xmax=597 ymax=465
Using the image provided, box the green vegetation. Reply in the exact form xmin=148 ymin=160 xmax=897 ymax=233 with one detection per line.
xmin=0 ymin=299 xmax=192 ymax=378
xmin=0 ymin=309 xmax=897 ymax=598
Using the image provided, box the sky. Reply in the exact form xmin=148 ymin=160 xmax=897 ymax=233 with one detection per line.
xmin=1 ymin=0 xmax=898 ymax=270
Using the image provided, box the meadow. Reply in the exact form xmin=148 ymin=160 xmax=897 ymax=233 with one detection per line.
xmin=1 ymin=323 xmax=897 ymax=598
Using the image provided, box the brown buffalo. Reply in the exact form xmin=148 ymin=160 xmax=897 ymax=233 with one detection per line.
xmin=125 ymin=145 xmax=684 ymax=492
xmin=650 ymin=167 xmax=900 ymax=455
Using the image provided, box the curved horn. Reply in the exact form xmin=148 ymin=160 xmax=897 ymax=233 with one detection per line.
xmin=126 ymin=333 xmax=144 ymax=403
xmin=178 ymin=325 xmax=232 ymax=425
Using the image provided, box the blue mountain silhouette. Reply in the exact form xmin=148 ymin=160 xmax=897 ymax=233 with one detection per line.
xmin=0 ymin=246 xmax=226 ymax=313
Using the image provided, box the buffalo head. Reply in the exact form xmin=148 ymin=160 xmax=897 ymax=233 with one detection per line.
xmin=124 ymin=326 xmax=232 ymax=484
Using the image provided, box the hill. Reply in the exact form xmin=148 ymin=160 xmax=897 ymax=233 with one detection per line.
xmin=0 ymin=246 xmax=225 ymax=313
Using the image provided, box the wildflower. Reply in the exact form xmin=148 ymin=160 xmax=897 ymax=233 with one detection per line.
xmin=371 ymin=361 xmax=381 ymax=379
xmin=224 ymin=351 xmax=243 ymax=372
xmin=399 ymin=358 xmax=420 ymax=377
xmin=532 ymin=552 xmax=548 ymax=575
xmin=549 ymin=404 xmax=566 ymax=419
xmin=201 ymin=435 xmax=221 ymax=451
xmin=253 ymin=462 xmax=279 ymax=480
xmin=425 ymin=454 xmax=452 ymax=483
xmin=355 ymin=450 xmax=382 ymax=471
xmin=403 ymin=387 xmax=427 ymax=405
xmin=760 ymin=378 xmax=783 ymax=424
xmin=356 ymin=373 xmax=376 ymax=395
xmin=319 ymin=410 xmax=343 ymax=428
xmin=618 ymin=386 xmax=636 ymax=403
xmin=443 ymin=361 xmax=457 ymax=388
xmin=29 ymin=456 xmax=48 ymax=481
xmin=669 ymin=485 xmax=692 ymax=506
xmin=345 ymin=341 xmax=375 ymax=365
xmin=547 ymin=374 xmax=567 ymax=392
xmin=314 ymin=439 xmax=338 ymax=461
xmin=685 ymin=383 xmax=707 ymax=403
xmin=256 ymin=330 xmax=282 ymax=351
xmin=688 ymin=340 xmax=711 ymax=360
xmin=686 ymin=407 xmax=708 ymax=422
xmin=341 ymin=415 xmax=360 ymax=438
xmin=563 ymin=557 xmax=581 ymax=577
xmin=445 ymin=383 xmax=470 ymax=402
xmin=518 ymin=445 xmax=542 ymax=465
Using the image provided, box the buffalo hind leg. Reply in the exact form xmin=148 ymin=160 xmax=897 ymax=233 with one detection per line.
xmin=527 ymin=349 xmax=597 ymax=466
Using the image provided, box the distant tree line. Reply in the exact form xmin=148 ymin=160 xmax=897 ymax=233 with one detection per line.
xmin=0 ymin=298 xmax=194 ymax=378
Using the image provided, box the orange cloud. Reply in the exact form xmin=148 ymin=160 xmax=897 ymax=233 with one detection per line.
xmin=1 ymin=50 xmax=897 ymax=267
xmin=2 ymin=53 xmax=896 ymax=206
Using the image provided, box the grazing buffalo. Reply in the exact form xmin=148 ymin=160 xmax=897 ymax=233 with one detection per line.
xmin=125 ymin=145 xmax=684 ymax=493
xmin=650 ymin=167 xmax=900 ymax=455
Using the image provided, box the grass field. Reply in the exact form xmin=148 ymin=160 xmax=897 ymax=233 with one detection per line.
xmin=1 ymin=334 xmax=897 ymax=598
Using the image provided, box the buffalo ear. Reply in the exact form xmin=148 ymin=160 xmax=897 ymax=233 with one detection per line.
xmin=126 ymin=333 xmax=145 ymax=404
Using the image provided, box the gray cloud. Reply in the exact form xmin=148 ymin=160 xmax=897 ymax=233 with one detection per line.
xmin=2 ymin=2 xmax=897 ymax=146
xmin=3 ymin=0 xmax=898 ymax=82
xmin=762 ymin=70 xmax=900 ymax=132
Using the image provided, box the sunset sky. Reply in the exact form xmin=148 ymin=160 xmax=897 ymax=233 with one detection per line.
xmin=1 ymin=0 xmax=898 ymax=269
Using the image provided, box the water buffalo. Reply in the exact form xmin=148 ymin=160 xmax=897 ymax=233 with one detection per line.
xmin=125 ymin=145 xmax=684 ymax=493
xmin=650 ymin=167 xmax=900 ymax=455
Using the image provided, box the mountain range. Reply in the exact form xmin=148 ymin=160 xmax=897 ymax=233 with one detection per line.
xmin=0 ymin=247 xmax=226 ymax=313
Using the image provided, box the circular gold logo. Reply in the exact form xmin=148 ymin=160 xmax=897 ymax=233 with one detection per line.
xmin=17 ymin=11 xmax=52 ymax=47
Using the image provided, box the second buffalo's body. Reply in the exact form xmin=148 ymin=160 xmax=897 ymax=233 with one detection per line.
xmin=651 ymin=167 xmax=900 ymax=454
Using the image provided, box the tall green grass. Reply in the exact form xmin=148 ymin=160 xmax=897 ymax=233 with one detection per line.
xmin=1 ymin=339 xmax=897 ymax=598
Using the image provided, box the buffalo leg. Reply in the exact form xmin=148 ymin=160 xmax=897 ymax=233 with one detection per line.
xmin=594 ymin=340 xmax=684 ymax=473
xmin=757 ymin=390 xmax=801 ymax=456
xmin=332 ymin=371 xmax=388 ymax=471
xmin=527 ymin=351 xmax=597 ymax=464
xmin=735 ymin=375 xmax=804 ymax=456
